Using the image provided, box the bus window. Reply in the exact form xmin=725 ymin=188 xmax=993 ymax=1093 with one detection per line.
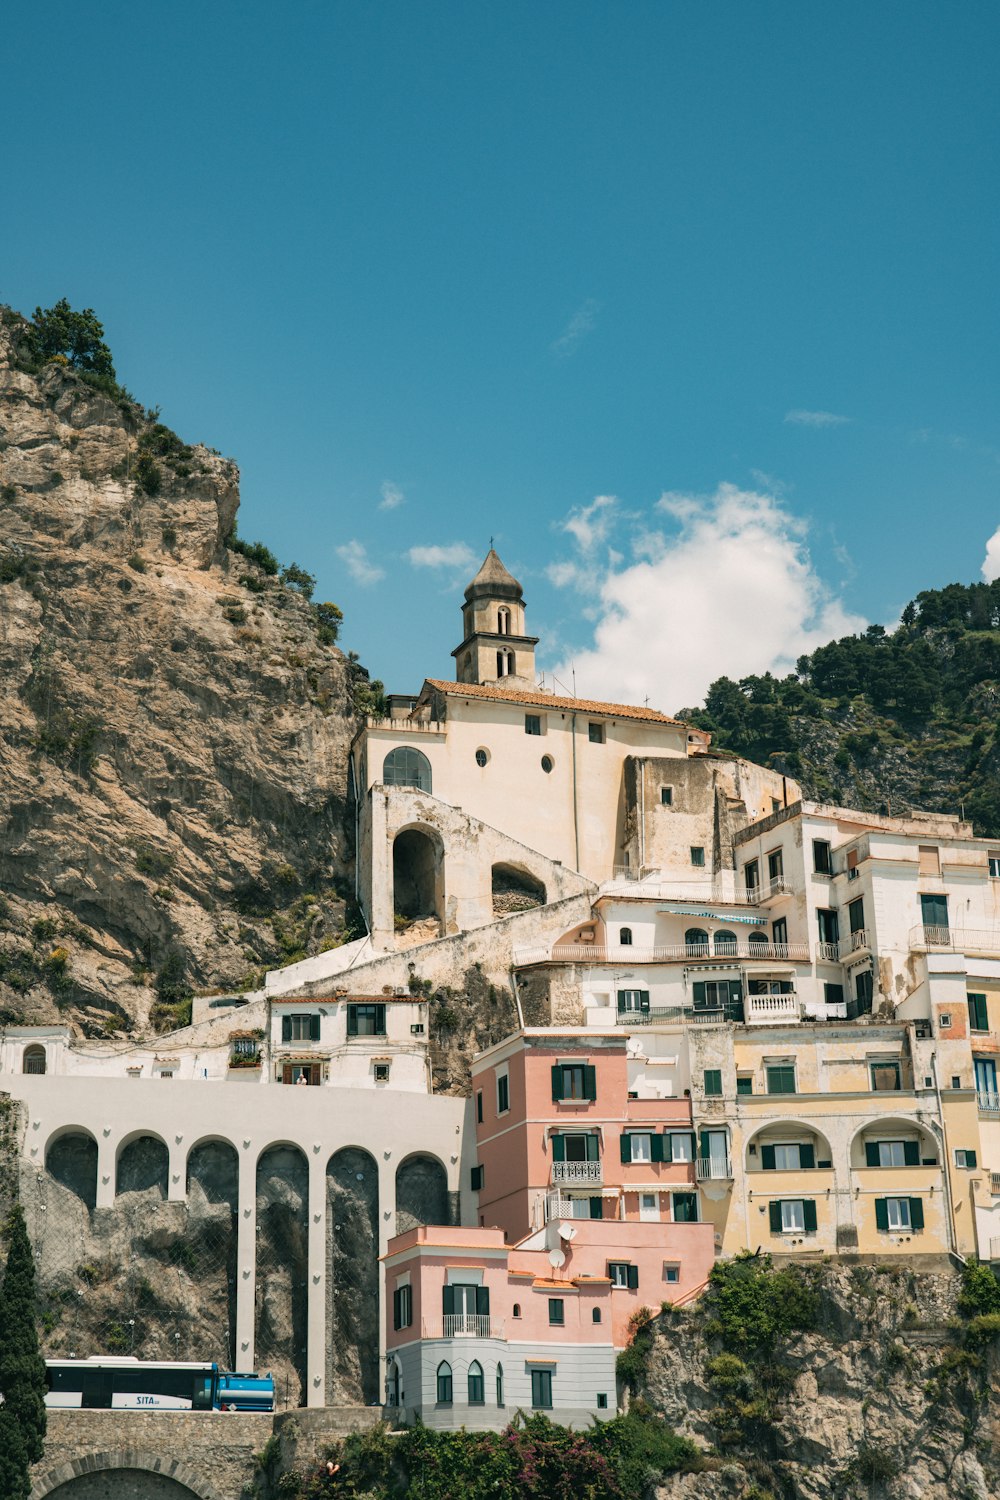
xmin=193 ymin=1376 xmax=214 ymax=1410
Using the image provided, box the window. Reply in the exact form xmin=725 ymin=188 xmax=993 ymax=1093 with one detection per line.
xmin=617 ymin=988 xmax=648 ymax=1014
xmin=588 ymin=722 xmax=605 ymax=744
xmin=541 ymin=755 xmax=554 ymax=774
xmin=875 ymin=1197 xmax=924 ymax=1232
xmin=496 ymin=1363 xmax=504 ymax=1406
xmin=476 ymin=1090 xmax=483 ymax=1123
xmin=475 ymin=748 xmax=489 ymax=767
xmin=392 ymin=1284 xmax=412 ymax=1330
xmin=767 ymin=849 xmax=783 ymax=882
xmin=496 ymin=648 xmax=514 ymax=677
xmin=627 ymin=1133 xmax=651 ymax=1163
xmin=703 ymin=1069 xmax=723 ymax=1096
xmin=940 ymin=1013 xmax=952 ymax=1030
xmin=373 ymin=1062 xmax=390 ymax=1083
xmin=824 ymin=983 xmax=845 ymax=1007
xmin=525 ymin=714 xmax=542 ymax=736
xmin=592 ymin=1307 xmax=602 ymax=1323
xmin=496 ymin=1071 xmax=510 ymax=1114
xmin=471 ymin=1165 xmax=484 ymax=1191
xmin=551 ymin=1063 xmax=597 ymax=1102
xmin=846 ymin=849 xmax=859 ymax=880
xmin=772 ymin=918 xmax=787 ymax=948
xmin=512 ymin=1303 xmax=521 ymax=1319
xmin=744 ymin=859 xmax=759 ymax=895
xmin=619 ymin=927 xmax=633 ymax=947
xmin=382 ymin=746 xmax=432 ymax=792
xmin=690 ymin=846 xmax=706 ymax=868
xmin=714 ymin=930 xmax=737 ymax=956
xmin=22 ymin=1046 xmax=46 ymax=1075
xmin=870 ymin=1061 xmax=901 ymax=1092
xmin=817 ymin=909 xmax=839 ymax=945
xmin=608 ymin=1262 xmax=638 ymax=1289
xmin=666 ymin=1132 xmax=694 ymax=1163
xmin=497 ymin=606 xmax=510 ymax=635
xmin=848 ymin=897 xmax=865 ymax=934
xmin=989 ymin=853 xmax=1000 ymax=879
xmin=672 ymin=1193 xmax=698 ymax=1223
xmin=685 ymin=927 xmax=709 ymax=955
xmin=467 ymin=1362 xmax=484 ymax=1405
xmin=554 ymin=1132 xmax=599 ymax=1164
xmin=692 ymin=979 xmax=743 ymax=1015
xmin=777 ymin=1144 xmax=804 ymax=1171
xmin=768 ymin=1199 xmax=817 ymax=1234
xmin=282 ymin=1013 xmax=320 ymax=1042
xmin=920 ymin=892 xmax=948 ymax=936
xmin=663 ymin=1264 xmax=680 ymax=1283
xmin=347 ymin=1003 xmax=386 ymax=1037
xmin=158 ymin=1071 xmax=174 ymax=1080
xmin=747 ymin=930 xmax=769 ymax=951
xmin=530 ymin=1369 xmax=553 ymax=1409
xmin=865 ymin=1139 xmax=919 ymax=1167
xmin=597 ymin=1393 xmax=609 ymax=1409
xmin=968 ymin=994 xmax=988 ymax=1032
xmin=766 ymin=1063 xmax=796 ymax=1095
xmin=918 ymin=845 xmax=940 ymax=877
xmin=855 ymin=970 xmax=874 ymax=1014
xmin=812 ymin=839 xmax=831 ymax=874
xmin=548 ymin=1298 xmax=565 ymax=1325
xmin=436 ymin=1363 xmax=453 ymax=1404
xmin=955 ymin=1148 xmax=978 ymax=1169
xmin=736 ymin=1074 xmax=753 ymax=1096
xmin=660 ymin=786 xmax=673 ymax=806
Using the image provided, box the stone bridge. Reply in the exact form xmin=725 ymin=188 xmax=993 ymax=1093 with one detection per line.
xmin=31 ymin=1408 xmax=381 ymax=1498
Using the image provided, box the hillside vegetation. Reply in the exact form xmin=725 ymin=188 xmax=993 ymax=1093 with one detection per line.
xmin=681 ymin=580 xmax=1000 ymax=837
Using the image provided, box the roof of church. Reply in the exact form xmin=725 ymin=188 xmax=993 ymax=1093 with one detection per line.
xmin=465 ymin=548 xmax=522 ymax=598
xmin=422 ymin=679 xmax=696 ymax=729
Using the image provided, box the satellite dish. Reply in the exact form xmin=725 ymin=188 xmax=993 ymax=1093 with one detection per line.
xmin=559 ymin=1223 xmax=577 ymax=1241
xmin=549 ymin=1249 xmax=565 ymax=1268
xmin=626 ymin=1037 xmax=643 ymax=1056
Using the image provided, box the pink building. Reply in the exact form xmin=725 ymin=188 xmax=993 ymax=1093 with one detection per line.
xmin=382 ymin=1031 xmax=715 ymax=1426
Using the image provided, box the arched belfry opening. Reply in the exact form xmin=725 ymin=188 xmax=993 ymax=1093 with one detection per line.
xmin=392 ymin=826 xmax=444 ymax=933
xmin=452 ymin=548 xmax=539 ymax=687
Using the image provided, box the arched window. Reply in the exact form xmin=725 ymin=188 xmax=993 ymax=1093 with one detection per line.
xmin=714 ymin=930 xmax=737 ymax=956
xmin=685 ymin=927 xmax=709 ymax=956
xmin=386 ymin=1358 xmax=401 ymax=1406
xmin=382 ymin=746 xmax=432 ymax=792
xmin=592 ymin=1307 xmax=602 ymax=1323
xmin=436 ymin=1362 xmax=453 ymax=1404
xmin=496 ymin=648 xmax=514 ymax=678
xmin=497 ymin=606 xmax=511 ymax=636
xmin=468 ymin=1360 xmax=484 ymax=1405
xmin=512 ymin=1302 xmax=521 ymax=1319
xmin=496 ymin=1362 xmax=504 ymax=1406
xmin=748 ymin=930 xmax=769 ymax=952
xmin=23 ymin=1045 xmax=46 ymax=1075
xmin=620 ymin=927 xmax=633 ymax=946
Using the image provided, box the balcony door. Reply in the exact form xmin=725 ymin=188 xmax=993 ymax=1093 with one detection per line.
xmin=975 ymin=1058 xmax=997 ymax=1103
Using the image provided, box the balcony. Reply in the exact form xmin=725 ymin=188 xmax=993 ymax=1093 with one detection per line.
xmin=908 ymin=926 xmax=1000 ymax=957
xmin=695 ymin=1156 xmax=733 ymax=1181
xmin=441 ymin=1314 xmax=502 ymax=1339
xmin=545 ymin=1192 xmax=600 ymax=1222
xmin=744 ymin=993 xmax=800 ymax=1025
xmin=552 ymin=1160 xmax=603 ymax=1186
xmin=601 ymin=871 xmax=781 ymax=906
xmin=816 ymin=943 xmax=840 ymax=962
xmin=745 ymin=878 xmax=793 ymax=903
xmin=977 ymin=1092 xmax=1000 ymax=1114
xmin=989 ymin=1172 xmax=1000 ymax=1196
xmin=514 ymin=940 xmax=810 ymax=966
xmin=839 ymin=930 xmax=871 ymax=960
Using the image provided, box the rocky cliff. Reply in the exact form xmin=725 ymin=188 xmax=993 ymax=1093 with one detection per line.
xmin=0 ymin=306 xmax=361 ymax=1036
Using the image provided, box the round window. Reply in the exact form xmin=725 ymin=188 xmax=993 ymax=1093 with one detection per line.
xmin=475 ymin=748 xmax=489 ymax=767
xmin=541 ymin=755 xmax=554 ymax=774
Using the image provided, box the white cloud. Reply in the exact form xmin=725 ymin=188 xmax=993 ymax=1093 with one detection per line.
xmin=550 ymin=298 xmax=599 ymax=359
xmin=379 ymin=481 xmax=405 ymax=511
xmin=784 ymin=409 xmax=852 ymax=427
xmin=983 ymin=524 xmax=1000 ymax=583
xmin=336 ymin=539 xmax=384 ymax=586
xmin=550 ymin=483 xmax=867 ymax=713
xmin=407 ymin=542 xmax=477 ymax=570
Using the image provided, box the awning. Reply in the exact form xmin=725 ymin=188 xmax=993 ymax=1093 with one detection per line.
xmin=660 ymin=907 xmax=762 ymax=924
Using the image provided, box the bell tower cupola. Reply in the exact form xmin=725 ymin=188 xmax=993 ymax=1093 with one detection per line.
xmin=452 ymin=548 xmax=539 ymax=686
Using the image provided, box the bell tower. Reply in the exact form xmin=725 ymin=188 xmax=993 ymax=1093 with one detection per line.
xmin=452 ymin=549 xmax=539 ymax=686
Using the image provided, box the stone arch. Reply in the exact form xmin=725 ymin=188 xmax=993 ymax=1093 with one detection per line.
xmin=848 ymin=1117 xmax=939 ymax=1170
xmin=382 ymin=745 xmax=432 ymax=792
xmin=32 ymin=1451 xmax=222 ymax=1499
xmin=115 ymin=1132 xmax=169 ymax=1198
xmin=392 ymin=824 xmax=444 ymax=928
xmin=491 ymin=862 xmax=546 ymax=917
xmin=395 ymin=1152 xmax=452 ymax=1234
xmin=255 ymin=1143 xmax=309 ymax=1408
xmin=326 ymin=1146 xmax=380 ymax=1404
xmin=745 ymin=1120 xmax=835 ymax=1173
xmin=45 ymin=1128 xmax=98 ymax=1211
xmin=184 ymin=1137 xmax=240 ymax=1369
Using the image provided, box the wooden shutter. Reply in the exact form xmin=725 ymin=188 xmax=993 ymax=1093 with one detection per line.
xmin=966 ymin=1150 xmax=977 ymax=1168
xmin=904 ymin=1140 xmax=919 ymax=1166
xmin=865 ymin=1142 xmax=880 ymax=1167
xmin=375 ymin=1003 xmax=386 ymax=1034
xmin=693 ymin=981 xmax=706 ymax=1007
xmin=586 ymin=1134 xmax=599 ymax=1162
xmin=476 ymin=1286 xmax=490 ymax=1315
xmin=909 ymin=1198 xmax=924 ymax=1231
xmin=583 ymin=1064 xmax=597 ymax=1101
xmin=698 ymin=1130 xmax=711 ymax=1161
xmin=803 ymin=1200 xmax=817 ymax=1232
xmin=551 ymin=1065 xmax=564 ymax=1102
xmin=310 ymin=1014 xmax=321 ymax=1041
xmin=875 ymin=1199 xmax=889 ymax=1231
xmin=761 ymin=1145 xmax=776 ymax=1171
xmin=551 ymin=1134 xmax=566 ymax=1162
xmin=640 ymin=991 xmax=650 ymax=1013
xmin=347 ymin=1007 xmax=358 ymax=1037
xmin=471 ymin=1166 xmax=484 ymax=1191
xmin=589 ymin=1197 xmax=603 ymax=1219
xmin=800 ymin=1143 xmax=815 ymax=1169
xmin=616 ymin=992 xmax=627 ymax=1013
xmin=393 ymin=1289 xmax=401 ymax=1329
xmin=689 ymin=1133 xmax=698 ymax=1160
xmin=768 ymin=1202 xmax=782 ymax=1234
xmin=651 ymin=1134 xmax=665 ymax=1163
xmin=627 ymin=1265 xmax=639 ymax=1290
xmin=281 ymin=1016 xmax=291 ymax=1042
xmin=620 ymin=1134 xmax=632 ymax=1164
xmin=442 ymin=1286 xmax=455 ymax=1315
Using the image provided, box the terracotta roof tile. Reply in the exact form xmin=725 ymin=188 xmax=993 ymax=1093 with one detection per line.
xmin=422 ymin=679 xmax=698 ymax=729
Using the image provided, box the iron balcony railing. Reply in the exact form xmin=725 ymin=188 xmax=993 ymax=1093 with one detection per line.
xmin=695 ymin=1156 xmax=733 ymax=1181
xmin=551 ymin=1160 xmax=603 ymax=1186
xmin=977 ymin=1092 xmax=1000 ymax=1114
xmin=441 ymin=1314 xmax=502 ymax=1339
xmin=909 ymin=926 xmax=1000 ymax=957
xmin=513 ymin=940 xmax=810 ymax=966
xmin=839 ymin=929 xmax=870 ymax=959
xmin=614 ymin=997 xmax=799 ymax=1027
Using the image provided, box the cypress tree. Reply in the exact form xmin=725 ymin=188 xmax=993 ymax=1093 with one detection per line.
xmin=0 ymin=1204 xmax=47 ymax=1483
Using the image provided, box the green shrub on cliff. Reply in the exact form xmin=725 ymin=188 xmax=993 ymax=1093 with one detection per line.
xmin=703 ymin=1251 xmax=817 ymax=1355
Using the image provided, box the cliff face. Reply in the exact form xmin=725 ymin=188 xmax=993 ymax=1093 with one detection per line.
xmin=0 ymin=311 xmax=359 ymax=1035
xmin=644 ymin=1262 xmax=999 ymax=1500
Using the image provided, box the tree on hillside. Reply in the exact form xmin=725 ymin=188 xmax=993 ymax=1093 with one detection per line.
xmin=25 ymin=298 xmax=116 ymax=379
xmin=0 ymin=1204 xmax=47 ymax=1496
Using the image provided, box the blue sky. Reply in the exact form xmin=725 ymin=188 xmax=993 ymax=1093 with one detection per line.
xmin=3 ymin=2 xmax=998 ymax=711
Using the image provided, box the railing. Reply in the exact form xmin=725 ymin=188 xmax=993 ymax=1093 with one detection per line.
xmin=513 ymin=941 xmax=811 ymax=966
xmin=744 ymin=878 xmax=792 ymax=902
xmin=909 ymin=926 xmax=1000 ymax=956
xmin=552 ymin=1160 xmax=603 ymax=1185
xmin=977 ymin=1092 xmax=1000 ymax=1114
xmin=545 ymin=1192 xmax=598 ymax=1222
xmin=695 ymin=1156 xmax=733 ymax=1181
xmin=817 ymin=942 xmax=840 ymax=962
xmin=989 ymin=1172 xmax=1000 ymax=1195
xmin=839 ymin=930 xmax=870 ymax=959
xmin=442 ymin=1314 xmax=501 ymax=1339
xmin=600 ymin=873 xmax=776 ymax=906
xmin=744 ymin=994 xmax=800 ymax=1025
